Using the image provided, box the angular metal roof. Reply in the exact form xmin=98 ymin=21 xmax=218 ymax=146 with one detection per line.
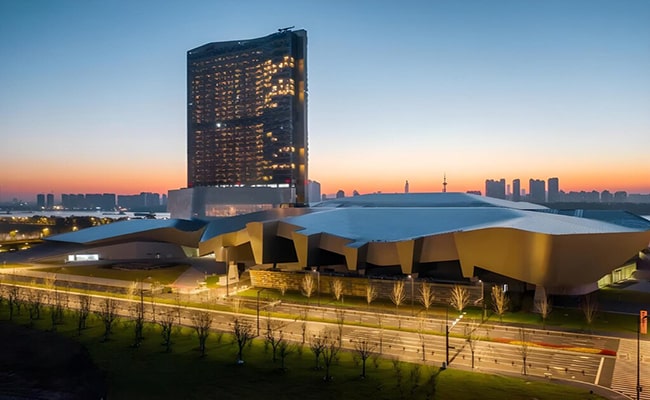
xmin=283 ymin=207 xmax=644 ymax=244
xmin=313 ymin=192 xmax=548 ymax=210
xmin=47 ymin=219 xmax=207 ymax=245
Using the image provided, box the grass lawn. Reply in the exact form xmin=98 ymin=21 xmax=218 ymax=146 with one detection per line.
xmin=0 ymin=306 xmax=605 ymax=400
xmin=33 ymin=264 xmax=190 ymax=285
xmin=241 ymin=287 xmax=640 ymax=336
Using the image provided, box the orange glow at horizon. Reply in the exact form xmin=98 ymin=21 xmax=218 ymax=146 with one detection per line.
xmin=2 ymin=158 xmax=648 ymax=201
xmin=0 ymin=161 xmax=186 ymax=200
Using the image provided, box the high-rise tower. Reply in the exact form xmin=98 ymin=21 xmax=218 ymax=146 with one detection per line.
xmin=512 ymin=179 xmax=521 ymax=202
xmin=186 ymin=29 xmax=308 ymax=204
xmin=485 ymin=178 xmax=506 ymax=199
xmin=547 ymin=177 xmax=559 ymax=203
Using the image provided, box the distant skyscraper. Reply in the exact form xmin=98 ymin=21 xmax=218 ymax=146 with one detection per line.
xmin=512 ymin=179 xmax=520 ymax=202
xmin=36 ymin=194 xmax=45 ymax=209
xmin=442 ymin=174 xmax=447 ymax=193
xmin=601 ymin=190 xmax=612 ymax=203
xmin=186 ymin=29 xmax=308 ymax=204
xmin=485 ymin=179 xmax=506 ymax=199
xmin=529 ymin=179 xmax=546 ymax=203
xmin=547 ymin=177 xmax=559 ymax=203
xmin=614 ymin=191 xmax=628 ymax=202
xmin=404 ymin=180 xmax=409 ymax=194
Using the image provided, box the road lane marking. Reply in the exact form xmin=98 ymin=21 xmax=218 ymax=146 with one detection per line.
xmin=595 ymin=356 xmax=604 ymax=385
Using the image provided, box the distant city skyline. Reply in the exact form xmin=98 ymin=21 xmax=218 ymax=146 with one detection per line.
xmin=1 ymin=1 xmax=649 ymax=201
xmin=4 ymin=175 xmax=650 ymax=205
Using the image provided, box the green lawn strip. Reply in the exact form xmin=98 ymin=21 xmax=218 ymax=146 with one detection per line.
xmin=1 ymin=307 xmax=605 ymax=400
xmin=32 ymin=264 xmax=190 ymax=285
xmin=240 ymin=287 xmax=639 ymax=338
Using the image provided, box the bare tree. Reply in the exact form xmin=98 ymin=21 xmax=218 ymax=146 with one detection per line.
xmin=96 ymin=298 xmax=118 ymax=342
xmin=417 ymin=318 xmax=427 ymax=361
xmin=534 ymin=295 xmax=552 ymax=329
xmin=390 ymin=280 xmax=406 ymax=312
xmin=130 ymin=290 xmax=145 ymax=347
xmin=276 ymin=333 xmax=294 ymax=371
xmin=377 ymin=312 xmax=384 ymax=354
xmin=582 ymin=293 xmax=598 ymax=329
xmin=301 ymin=274 xmax=315 ymax=304
xmin=265 ymin=319 xmax=283 ymax=363
xmin=299 ymin=309 xmax=308 ymax=347
xmin=191 ymin=311 xmax=213 ymax=357
xmin=320 ymin=329 xmax=341 ymax=381
xmin=308 ymin=332 xmax=327 ymax=370
xmin=450 ymin=284 xmax=470 ymax=313
xmin=335 ymin=309 xmax=345 ymax=346
xmin=149 ymin=281 xmax=161 ymax=323
xmin=76 ymin=294 xmax=91 ymax=335
xmin=44 ymin=274 xmax=56 ymax=291
xmin=279 ymin=281 xmax=288 ymax=296
xmin=353 ymin=335 xmax=377 ymax=378
xmin=519 ymin=328 xmax=530 ymax=375
xmin=418 ymin=282 xmax=435 ymax=316
xmin=27 ymin=287 xmax=44 ymax=325
xmin=407 ymin=364 xmax=422 ymax=398
xmin=331 ymin=278 xmax=344 ymax=303
xmin=49 ymin=285 xmax=66 ymax=329
xmin=127 ymin=281 xmax=139 ymax=300
xmin=365 ymin=282 xmax=378 ymax=309
xmin=490 ymin=285 xmax=509 ymax=322
xmin=231 ymin=297 xmax=243 ymax=314
xmin=466 ymin=319 xmax=480 ymax=369
xmin=232 ymin=318 xmax=254 ymax=364
xmin=392 ymin=359 xmax=405 ymax=399
xmin=6 ymin=285 xmax=19 ymax=321
xmin=158 ymin=309 xmax=176 ymax=353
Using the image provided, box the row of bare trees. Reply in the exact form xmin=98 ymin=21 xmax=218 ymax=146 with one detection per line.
xmin=301 ymin=274 xmax=600 ymax=329
xmin=300 ymin=274 xmax=476 ymax=314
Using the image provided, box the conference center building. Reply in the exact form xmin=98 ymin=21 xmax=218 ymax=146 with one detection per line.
xmin=30 ymin=192 xmax=650 ymax=297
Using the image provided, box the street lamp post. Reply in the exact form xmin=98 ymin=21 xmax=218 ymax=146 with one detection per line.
xmin=480 ymin=279 xmax=486 ymax=322
xmin=445 ymin=307 xmax=465 ymax=368
xmin=638 ymin=310 xmax=648 ymax=400
xmin=445 ymin=307 xmax=449 ymax=367
xmin=408 ymin=275 xmax=414 ymax=316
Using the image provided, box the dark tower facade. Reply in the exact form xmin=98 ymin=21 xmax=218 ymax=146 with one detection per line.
xmin=529 ymin=179 xmax=546 ymax=203
xmin=547 ymin=177 xmax=559 ymax=203
xmin=187 ymin=29 xmax=308 ymax=204
xmin=512 ymin=179 xmax=521 ymax=202
xmin=485 ymin=178 xmax=506 ymax=199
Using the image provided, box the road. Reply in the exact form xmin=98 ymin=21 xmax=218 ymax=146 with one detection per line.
xmin=3 ymin=284 xmax=636 ymax=400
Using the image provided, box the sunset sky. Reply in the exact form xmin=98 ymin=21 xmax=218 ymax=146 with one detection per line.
xmin=1 ymin=0 xmax=649 ymax=202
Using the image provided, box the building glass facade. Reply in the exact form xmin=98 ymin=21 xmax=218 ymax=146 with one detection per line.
xmin=187 ymin=29 xmax=308 ymax=204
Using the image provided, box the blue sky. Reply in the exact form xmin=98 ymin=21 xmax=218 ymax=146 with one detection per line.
xmin=1 ymin=0 xmax=648 ymax=200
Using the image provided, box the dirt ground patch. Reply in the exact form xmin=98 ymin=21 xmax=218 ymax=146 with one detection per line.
xmin=0 ymin=322 xmax=105 ymax=400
